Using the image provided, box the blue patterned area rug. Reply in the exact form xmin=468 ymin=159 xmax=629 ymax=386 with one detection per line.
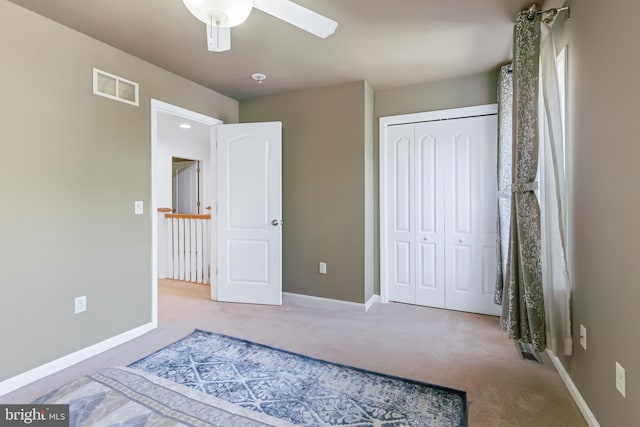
xmin=130 ymin=330 xmax=467 ymax=426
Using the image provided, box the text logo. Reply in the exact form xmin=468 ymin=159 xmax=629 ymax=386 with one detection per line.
xmin=1 ymin=405 xmax=69 ymax=426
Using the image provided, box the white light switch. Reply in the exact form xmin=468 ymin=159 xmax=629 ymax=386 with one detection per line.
xmin=134 ymin=201 xmax=144 ymax=215
xmin=319 ymin=262 xmax=327 ymax=274
xmin=616 ymin=362 xmax=626 ymax=397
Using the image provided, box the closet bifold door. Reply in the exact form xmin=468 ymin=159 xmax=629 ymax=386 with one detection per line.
xmin=383 ymin=110 xmax=500 ymax=316
xmin=386 ymin=124 xmax=416 ymax=305
xmin=413 ymin=122 xmax=446 ymax=308
xmin=385 ymin=123 xmax=446 ymax=308
xmin=442 ymin=115 xmax=500 ymax=316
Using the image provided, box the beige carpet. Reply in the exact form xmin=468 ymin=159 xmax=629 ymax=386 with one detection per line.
xmin=2 ymin=280 xmax=586 ymax=426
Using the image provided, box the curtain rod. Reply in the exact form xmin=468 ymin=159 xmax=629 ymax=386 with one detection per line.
xmin=537 ymin=6 xmax=569 ymax=15
xmin=526 ymin=5 xmax=570 ymax=22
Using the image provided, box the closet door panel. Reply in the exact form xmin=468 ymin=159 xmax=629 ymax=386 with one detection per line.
xmin=477 ymin=122 xmax=500 ymax=312
xmin=418 ymin=243 xmax=436 ymax=288
xmin=414 ymin=124 xmax=445 ymax=308
xmin=444 ymin=116 xmax=500 ymax=315
xmin=445 ymin=130 xmax=474 ymax=308
xmin=394 ymin=136 xmax=412 ymax=233
xmin=453 ymin=132 xmax=472 ymax=236
xmin=394 ymin=241 xmax=412 ymax=285
xmin=417 ymin=133 xmax=437 ymax=234
xmin=453 ymin=244 xmax=472 ymax=292
xmin=387 ymin=124 xmax=415 ymax=304
xmin=482 ymin=246 xmax=497 ymax=296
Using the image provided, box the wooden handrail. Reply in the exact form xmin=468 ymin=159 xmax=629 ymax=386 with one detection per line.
xmin=157 ymin=207 xmax=173 ymax=213
xmin=165 ymin=213 xmax=211 ymax=220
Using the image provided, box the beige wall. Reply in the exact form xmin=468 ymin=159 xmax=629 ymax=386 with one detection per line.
xmin=0 ymin=0 xmax=237 ymax=382
xmin=374 ymin=71 xmax=498 ymax=119
xmin=564 ymin=0 xmax=638 ymax=425
xmin=241 ymin=75 xmax=497 ymax=303
xmin=240 ymin=82 xmax=373 ymax=304
xmin=363 ymin=82 xmax=375 ymax=302
xmin=372 ymin=72 xmax=498 ymax=295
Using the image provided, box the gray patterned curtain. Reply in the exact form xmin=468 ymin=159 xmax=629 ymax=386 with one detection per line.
xmin=496 ymin=9 xmax=546 ymax=352
xmin=495 ymin=65 xmax=513 ymax=304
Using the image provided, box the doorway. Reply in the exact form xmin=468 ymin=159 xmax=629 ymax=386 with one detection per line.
xmin=172 ymin=157 xmax=201 ymax=215
xmin=151 ymin=100 xmax=221 ymax=326
xmin=151 ymin=100 xmax=284 ymax=326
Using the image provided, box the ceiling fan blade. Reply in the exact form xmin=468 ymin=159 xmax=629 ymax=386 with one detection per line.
xmin=206 ymin=24 xmax=231 ymax=52
xmin=253 ymin=0 xmax=337 ymax=38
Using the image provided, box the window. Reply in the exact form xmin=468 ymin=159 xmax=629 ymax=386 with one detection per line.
xmin=556 ymin=46 xmax=569 ymax=235
xmin=556 ymin=47 xmax=568 ymax=174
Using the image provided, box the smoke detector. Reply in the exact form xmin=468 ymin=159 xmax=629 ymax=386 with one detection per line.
xmin=251 ymin=73 xmax=267 ymax=84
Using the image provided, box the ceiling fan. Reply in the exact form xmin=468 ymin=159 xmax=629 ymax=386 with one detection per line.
xmin=182 ymin=0 xmax=338 ymax=52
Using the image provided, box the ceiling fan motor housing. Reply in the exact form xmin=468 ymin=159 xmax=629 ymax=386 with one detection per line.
xmin=183 ymin=0 xmax=253 ymax=27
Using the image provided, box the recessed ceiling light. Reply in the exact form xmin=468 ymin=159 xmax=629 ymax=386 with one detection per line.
xmin=179 ymin=123 xmax=192 ymax=129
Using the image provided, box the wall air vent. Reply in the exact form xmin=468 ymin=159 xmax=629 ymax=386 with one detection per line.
xmin=93 ymin=68 xmax=139 ymax=106
xmin=515 ymin=340 xmax=542 ymax=364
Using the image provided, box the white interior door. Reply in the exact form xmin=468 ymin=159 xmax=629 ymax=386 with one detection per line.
xmin=174 ymin=161 xmax=198 ymax=214
xmin=216 ymin=122 xmax=282 ymax=305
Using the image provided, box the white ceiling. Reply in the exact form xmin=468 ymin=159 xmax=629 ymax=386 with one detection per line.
xmin=158 ymin=112 xmax=211 ymax=144
xmin=9 ymin=0 xmax=537 ymax=101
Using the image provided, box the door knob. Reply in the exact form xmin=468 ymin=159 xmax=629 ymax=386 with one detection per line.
xmin=271 ymin=219 xmax=282 ymax=226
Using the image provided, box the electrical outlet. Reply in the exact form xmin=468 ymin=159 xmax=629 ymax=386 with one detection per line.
xmin=319 ymin=262 xmax=327 ymax=274
xmin=616 ymin=362 xmax=626 ymax=397
xmin=74 ymin=296 xmax=87 ymax=314
xmin=580 ymin=324 xmax=587 ymax=350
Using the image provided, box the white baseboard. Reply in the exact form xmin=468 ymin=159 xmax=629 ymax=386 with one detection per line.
xmin=0 ymin=322 xmax=156 ymax=396
xmin=365 ymin=294 xmax=381 ymax=312
xmin=546 ymin=349 xmax=600 ymax=427
xmin=283 ymin=292 xmax=380 ymax=313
